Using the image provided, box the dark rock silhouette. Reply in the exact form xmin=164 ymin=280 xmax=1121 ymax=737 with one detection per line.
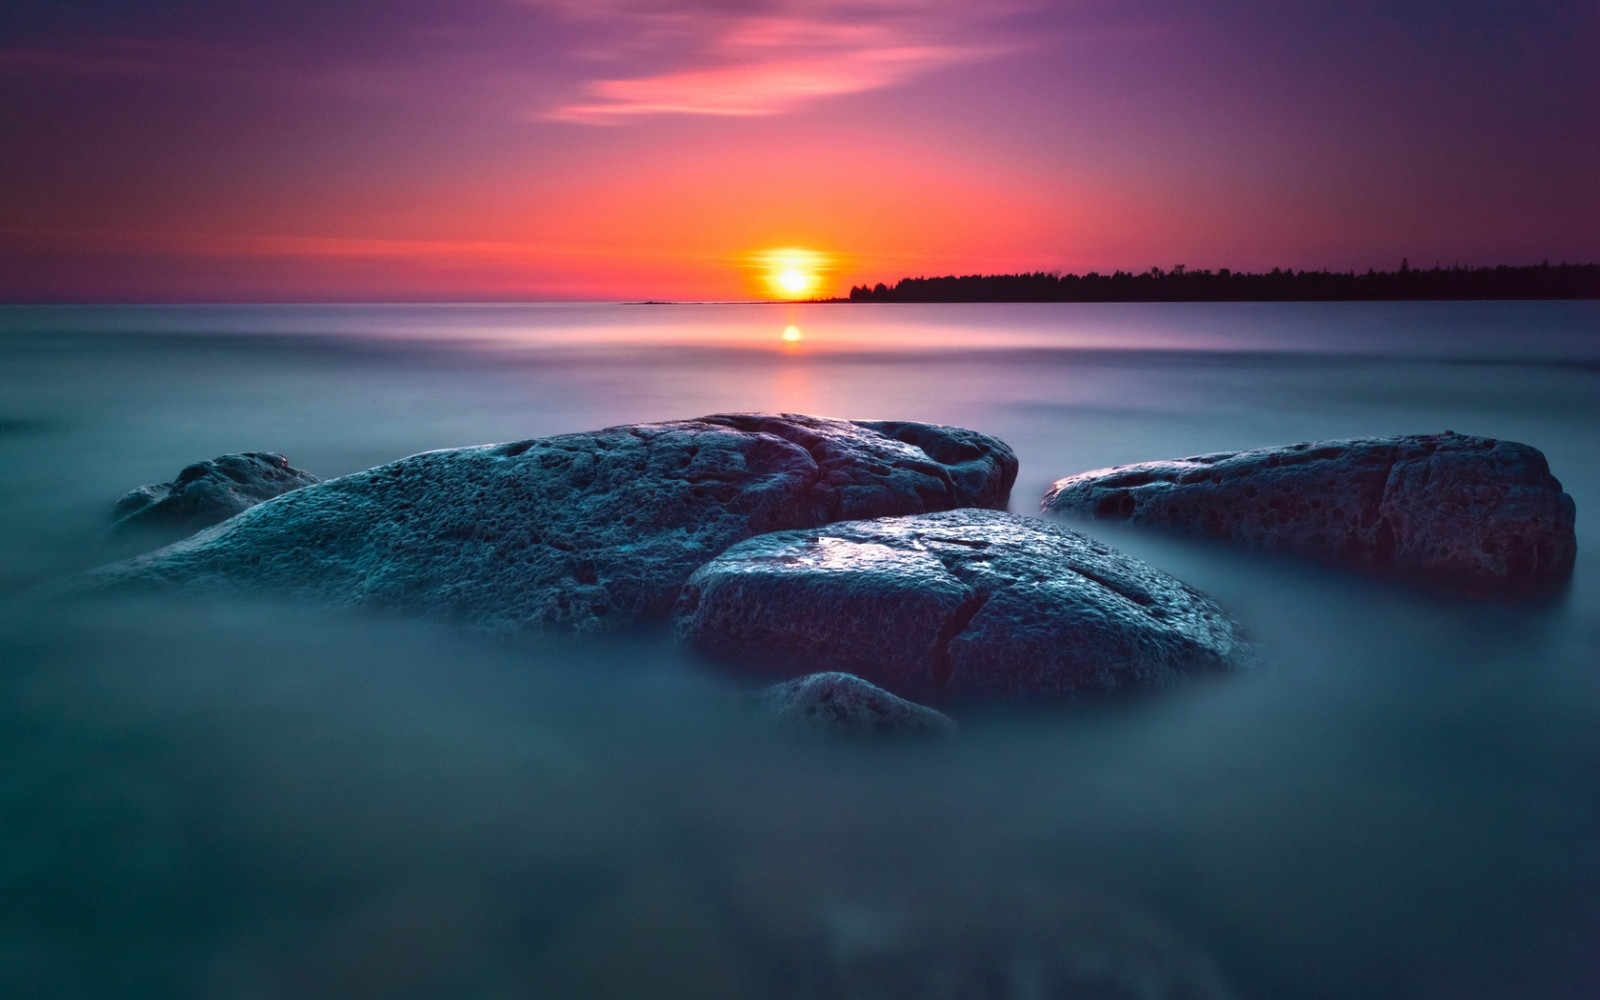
xmin=676 ymin=509 xmax=1249 ymax=702
xmin=1042 ymin=432 xmax=1576 ymax=597
xmin=87 ymin=414 xmax=1018 ymax=632
xmin=107 ymin=452 xmax=319 ymax=545
xmin=756 ymin=672 xmax=956 ymax=738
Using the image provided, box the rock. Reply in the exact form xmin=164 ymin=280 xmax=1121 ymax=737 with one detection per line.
xmin=757 ymin=673 xmax=957 ymax=739
xmin=106 ymin=452 xmax=320 ymax=544
xmin=88 ymin=414 xmax=1017 ymax=632
xmin=1041 ymin=432 xmax=1576 ymax=597
xmin=675 ymin=509 xmax=1248 ymax=702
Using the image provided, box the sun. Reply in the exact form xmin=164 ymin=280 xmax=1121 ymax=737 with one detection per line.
xmin=756 ymin=248 xmax=829 ymax=300
xmin=776 ymin=270 xmax=811 ymax=296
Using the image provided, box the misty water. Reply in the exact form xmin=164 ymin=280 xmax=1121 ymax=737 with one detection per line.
xmin=1 ymin=301 xmax=1597 ymax=999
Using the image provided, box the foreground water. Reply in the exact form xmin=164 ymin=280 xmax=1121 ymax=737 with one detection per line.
xmin=1 ymin=301 xmax=1597 ymax=998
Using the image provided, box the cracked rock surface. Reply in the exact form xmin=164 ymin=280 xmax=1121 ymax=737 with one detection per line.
xmin=1042 ymin=431 xmax=1576 ymax=597
xmin=86 ymin=414 xmax=1017 ymax=632
xmin=106 ymin=452 xmax=320 ymax=546
xmin=675 ymin=509 xmax=1249 ymax=701
xmin=757 ymin=672 xmax=957 ymax=738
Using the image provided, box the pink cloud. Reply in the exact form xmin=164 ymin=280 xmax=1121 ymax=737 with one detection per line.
xmin=537 ymin=0 xmax=1023 ymax=122
xmin=548 ymin=44 xmax=996 ymax=121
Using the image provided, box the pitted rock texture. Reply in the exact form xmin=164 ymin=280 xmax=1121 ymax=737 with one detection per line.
xmin=1041 ymin=432 xmax=1576 ymax=597
xmin=757 ymin=672 xmax=957 ymax=738
xmin=88 ymin=414 xmax=1017 ymax=632
xmin=675 ymin=509 xmax=1248 ymax=702
xmin=107 ymin=452 xmax=320 ymax=545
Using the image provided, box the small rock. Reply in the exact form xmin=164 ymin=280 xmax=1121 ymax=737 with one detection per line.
xmin=676 ymin=509 xmax=1249 ymax=702
xmin=107 ymin=452 xmax=320 ymax=544
xmin=757 ymin=673 xmax=957 ymax=739
xmin=88 ymin=414 xmax=1017 ymax=633
xmin=1041 ymin=431 xmax=1576 ymax=597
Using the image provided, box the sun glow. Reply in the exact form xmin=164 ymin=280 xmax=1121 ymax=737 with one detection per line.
xmin=756 ymin=248 xmax=830 ymax=300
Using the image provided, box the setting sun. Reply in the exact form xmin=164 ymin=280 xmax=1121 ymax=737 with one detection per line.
xmin=756 ymin=248 xmax=830 ymax=300
xmin=777 ymin=271 xmax=810 ymax=295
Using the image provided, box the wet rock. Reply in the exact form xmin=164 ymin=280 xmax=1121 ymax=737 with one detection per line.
xmin=675 ymin=509 xmax=1248 ymax=702
xmin=757 ymin=673 xmax=957 ymax=739
xmin=88 ymin=414 xmax=1017 ymax=633
xmin=106 ymin=452 xmax=320 ymax=544
xmin=1041 ymin=431 xmax=1576 ymax=597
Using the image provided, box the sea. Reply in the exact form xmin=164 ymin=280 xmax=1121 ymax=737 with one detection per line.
xmin=1 ymin=301 xmax=1597 ymax=999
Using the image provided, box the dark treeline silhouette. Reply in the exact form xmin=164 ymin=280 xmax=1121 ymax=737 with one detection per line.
xmin=842 ymin=261 xmax=1600 ymax=302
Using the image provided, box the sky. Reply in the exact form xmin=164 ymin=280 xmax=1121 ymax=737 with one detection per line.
xmin=2 ymin=0 xmax=1597 ymax=301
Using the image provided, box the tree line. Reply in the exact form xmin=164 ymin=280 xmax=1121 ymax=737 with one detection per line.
xmin=841 ymin=261 xmax=1600 ymax=302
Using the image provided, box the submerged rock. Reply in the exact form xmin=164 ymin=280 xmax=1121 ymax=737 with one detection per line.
xmin=88 ymin=414 xmax=1017 ymax=632
xmin=675 ymin=509 xmax=1248 ymax=702
xmin=757 ymin=672 xmax=957 ymax=739
xmin=1041 ymin=431 xmax=1576 ymax=597
xmin=107 ymin=452 xmax=320 ymax=544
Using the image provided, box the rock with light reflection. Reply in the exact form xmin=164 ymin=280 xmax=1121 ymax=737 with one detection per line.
xmin=675 ymin=509 xmax=1249 ymax=701
xmin=1041 ymin=431 xmax=1576 ymax=597
xmin=86 ymin=413 xmax=1017 ymax=632
xmin=106 ymin=452 xmax=320 ymax=546
xmin=757 ymin=672 xmax=956 ymax=739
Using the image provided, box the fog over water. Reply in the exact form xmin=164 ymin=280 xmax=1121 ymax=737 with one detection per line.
xmin=1 ymin=301 xmax=1597 ymax=998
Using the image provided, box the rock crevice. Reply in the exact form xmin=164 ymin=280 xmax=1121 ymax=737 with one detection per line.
xmin=676 ymin=509 xmax=1250 ymax=702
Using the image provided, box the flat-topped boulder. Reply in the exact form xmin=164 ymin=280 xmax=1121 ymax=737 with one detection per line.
xmin=107 ymin=452 xmax=319 ymax=545
xmin=87 ymin=414 xmax=1017 ymax=632
xmin=675 ymin=509 xmax=1249 ymax=702
xmin=757 ymin=672 xmax=957 ymax=739
xmin=1042 ymin=432 xmax=1576 ymax=597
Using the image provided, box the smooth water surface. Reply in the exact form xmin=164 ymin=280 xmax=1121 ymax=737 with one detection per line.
xmin=2 ymin=301 xmax=1598 ymax=998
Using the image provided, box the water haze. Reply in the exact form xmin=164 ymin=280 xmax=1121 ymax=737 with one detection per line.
xmin=1 ymin=301 xmax=1597 ymax=998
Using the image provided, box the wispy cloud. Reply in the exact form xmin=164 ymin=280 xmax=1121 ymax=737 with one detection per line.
xmin=536 ymin=0 xmax=1024 ymax=123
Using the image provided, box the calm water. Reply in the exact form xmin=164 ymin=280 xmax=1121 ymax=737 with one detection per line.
xmin=1 ymin=302 xmax=1597 ymax=999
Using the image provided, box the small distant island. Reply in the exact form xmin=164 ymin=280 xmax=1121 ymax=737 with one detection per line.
xmin=835 ymin=260 xmax=1600 ymax=302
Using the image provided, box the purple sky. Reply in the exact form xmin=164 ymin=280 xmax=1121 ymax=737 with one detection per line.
xmin=2 ymin=0 xmax=1596 ymax=300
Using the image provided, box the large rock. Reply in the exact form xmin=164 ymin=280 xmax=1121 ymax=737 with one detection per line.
xmin=675 ymin=509 xmax=1248 ymax=702
xmin=106 ymin=452 xmax=320 ymax=544
xmin=1041 ymin=432 xmax=1576 ymax=597
xmin=88 ymin=414 xmax=1017 ymax=632
xmin=757 ymin=673 xmax=957 ymax=739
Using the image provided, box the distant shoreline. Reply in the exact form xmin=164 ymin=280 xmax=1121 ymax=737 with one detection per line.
xmin=825 ymin=262 xmax=1600 ymax=303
